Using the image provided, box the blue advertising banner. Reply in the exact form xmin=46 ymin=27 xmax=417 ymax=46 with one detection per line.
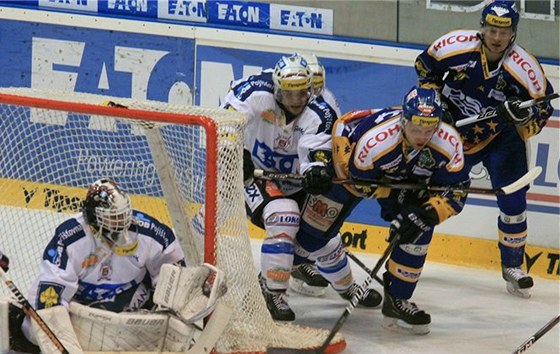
xmin=158 ymin=0 xmax=207 ymax=23
xmin=0 ymin=19 xmax=195 ymax=102
xmin=98 ymin=0 xmax=158 ymax=18
xmin=206 ymin=1 xmax=269 ymax=28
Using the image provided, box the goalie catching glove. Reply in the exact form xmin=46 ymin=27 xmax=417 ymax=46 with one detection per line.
xmin=393 ymin=204 xmax=439 ymax=244
xmin=153 ymin=263 xmax=227 ymax=324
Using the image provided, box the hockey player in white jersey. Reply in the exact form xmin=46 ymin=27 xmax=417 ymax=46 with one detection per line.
xmin=415 ymin=0 xmax=554 ymax=298
xmin=222 ymin=53 xmax=379 ymax=321
xmin=10 ymin=178 xmax=228 ymax=353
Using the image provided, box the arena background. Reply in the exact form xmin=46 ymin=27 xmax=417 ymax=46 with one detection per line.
xmin=0 ymin=1 xmax=558 ymax=280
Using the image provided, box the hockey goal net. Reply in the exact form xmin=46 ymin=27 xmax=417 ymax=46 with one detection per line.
xmin=0 ymin=88 xmax=345 ymax=354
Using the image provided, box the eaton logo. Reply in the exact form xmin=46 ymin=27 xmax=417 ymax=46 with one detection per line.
xmin=207 ymin=1 xmax=269 ymax=28
xmin=270 ymin=4 xmax=333 ymax=35
xmin=159 ymin=0 xmax=207 ymax=22
xmin=108 ymin=0 xmax=148 ymax=12
xmin=39 ymin=0 xmax=98 ymax=12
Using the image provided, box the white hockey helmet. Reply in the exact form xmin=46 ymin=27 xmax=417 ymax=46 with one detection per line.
xmin=300 ymin=53 xmax=325 ymax=96
xmin=83 ymin=178 xmax=134 ymax=247
xmin=272 ymin=54 xmax=313 ymax=98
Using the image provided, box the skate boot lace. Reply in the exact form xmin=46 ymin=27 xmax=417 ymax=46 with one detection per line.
xmin=503 ymin=267 xmax=527 ymax=281
xmin=395 ymin=299 xmax=421 ymax=315
xmin=300 ymin=263 xmax=320 ymax=278
xmin=271 ymin=292 xmax=291 ymax=310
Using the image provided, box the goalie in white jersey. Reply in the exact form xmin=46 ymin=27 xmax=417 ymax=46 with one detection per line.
xmin=10 ymin=178 xmax=228 ymax=353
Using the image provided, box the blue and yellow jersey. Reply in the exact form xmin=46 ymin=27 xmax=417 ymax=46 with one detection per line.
xmin=415 ymin=29 xmax=554 ymax=147
xmin=333 ymin=108 xmax=469 ymax=222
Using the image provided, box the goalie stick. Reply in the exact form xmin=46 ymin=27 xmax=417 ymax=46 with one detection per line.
xmin=0 ymin=266 xmax=69 ymax=354
xmin=511 ymin=314 xmax=560 ymax=354
xmin=455 ymin=92 xmax=559 ymax=127
xmin=254 ymin=166 xmax=542 ymax=196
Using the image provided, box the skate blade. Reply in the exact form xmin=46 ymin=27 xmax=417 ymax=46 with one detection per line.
xmin=382 ymin=316 xmax=430 ymax=335
xmin=289 ymin=278 xmax=326 ymax=297
xmin=506 ymin=282 xmax=531 ymax=299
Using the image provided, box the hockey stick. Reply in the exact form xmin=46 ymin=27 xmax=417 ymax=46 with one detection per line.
xmin=345 ymin=249 xmax=383 ymax=286
xmin=318 ymin=235 xmax=398 ymax=353
xmin=254 ymin=166 xmax=542 ymax=196
xmin=0 ymin=267 xmax=69 ymax=354
xmin=511 ymin=314 xmax=560 ymax=354
xmin=455 ymin=92 xmax=559 ymax=127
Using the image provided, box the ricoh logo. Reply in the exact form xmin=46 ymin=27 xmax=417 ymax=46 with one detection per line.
xmin=217 ymin=3 xmax=261 ymax=23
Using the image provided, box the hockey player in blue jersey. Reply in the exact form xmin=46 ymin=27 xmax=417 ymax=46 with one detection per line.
xmin=294 ymin=87 xmax=470 ymax=334
xmin=415 ymin=0 xmax=554 ymax=298
xmin=222 ymin=53 xmax=380 ymax=321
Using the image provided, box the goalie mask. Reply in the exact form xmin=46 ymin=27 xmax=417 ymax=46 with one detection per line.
xmin=401 ymin=87 xmax=442 ymax=150
xmin=272 ymin=54 xmax=313 ymax=117
xmin=300 ymin=53 xmax=326 ymax=96
xmin=83 ymin=178 xmax=134 ymax=247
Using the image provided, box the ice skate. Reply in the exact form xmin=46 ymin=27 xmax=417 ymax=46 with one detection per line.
xmin=382 ymin=290 xmax=431 ymax=335
xmin=259 ymin=274 xmax=295 ymax=321
xmin=502 ymin=265 xmax=533 ymax=299
xmin=290 ymin=262 xmax=328 ymax=296
xmin=337 ymin=282 xmax=382 ymax=308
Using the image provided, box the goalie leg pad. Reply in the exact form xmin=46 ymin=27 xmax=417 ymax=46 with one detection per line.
xmin=30 ymin=305 xmax=84 ymax=354
xmin=69 ymin=301 xmax=179 ymax=352
xmin=154 ymin=263 xmax=227 ymax=324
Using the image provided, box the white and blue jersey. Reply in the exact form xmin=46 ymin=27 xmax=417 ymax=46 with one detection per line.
xmin=222 ymin=70 xmax=338 ymax=195
xmin=25 ymin=211 xmax=185 ymax=312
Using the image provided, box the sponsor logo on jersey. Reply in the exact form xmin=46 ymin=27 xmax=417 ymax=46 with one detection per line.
xmin=508 ymin=49 xmax=543 ymax=92
xmin=302 ymin=195 xmax=343 ymax=232
xmin=265 ymin=213 xmax=300 ymax=226
xmin=274 ymin=133 xmax=293 ymax=152
xmin=98 ymin=262 xmax=113 ymax=281
xmin=417 ymin=149 xmax=436 ymax=169
xmin=81 ymin=253 xmax=99 ymax=269
xmin=432 ymin=33 xmax=479 ymax=53
xmin=114 ymin=239 xmax=139 ymax=256
xmin=356 ymin=124 xmax=401 ymax=164
xmin=260 ymin=110 xmax=276 ymax=124
xmin=37 ymin=282 xmax=64 ymax=309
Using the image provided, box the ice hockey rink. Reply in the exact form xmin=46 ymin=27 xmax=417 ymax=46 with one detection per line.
xmin=248 ymin=240 xmax=560 ymax=354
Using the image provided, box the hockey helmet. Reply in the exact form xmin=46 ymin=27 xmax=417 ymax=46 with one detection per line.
xmin=272 ymin=54 xmax=313 ymax=96
xmin=300 ymin=53 xmax=326 ymax=96
xmin=402 ymin=87 xmax=442 ymax=128
xmin=480 ymin=0 xmax=519 ymax=30
xmin=82 ymin=178 xmax=134 ymax=246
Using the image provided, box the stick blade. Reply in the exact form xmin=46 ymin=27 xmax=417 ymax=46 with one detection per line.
xmin=500 ymin=166 xmax=542 ymax=195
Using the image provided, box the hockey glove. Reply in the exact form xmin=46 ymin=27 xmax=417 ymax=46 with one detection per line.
xmin=393 ymin=204 xmax=439 ymax=244
xmin=498 ymin=97 xmax=533 ymax=125
xmin=243 ymin=149 xmax=255 ymax=184
xmin=302 ymin=166 xmax=332 ymax=195
xmin=0 ymin=251 xmax=8 ymax=272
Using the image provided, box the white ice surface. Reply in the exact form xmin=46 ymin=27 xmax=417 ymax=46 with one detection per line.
xmin=249 ymin=239 xmax=560 ymax=354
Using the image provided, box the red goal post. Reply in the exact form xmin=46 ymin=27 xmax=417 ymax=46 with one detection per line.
xmin=0 ymin=88 xmax=345 ymax=354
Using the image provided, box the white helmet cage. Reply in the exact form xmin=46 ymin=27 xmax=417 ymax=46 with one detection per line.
xmin=272 ymin=54 xmax=313 ymax=101
xmin=83 ymin=178 xmax=133 ymax=246
xmin=300 ymin=53 xmax=325 ymax=96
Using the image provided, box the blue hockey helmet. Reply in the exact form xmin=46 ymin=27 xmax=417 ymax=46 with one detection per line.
xmin=402 ymin=87 xmax=442 ymax=128
xmin=480 ymin=0 xmax=519 ymax=30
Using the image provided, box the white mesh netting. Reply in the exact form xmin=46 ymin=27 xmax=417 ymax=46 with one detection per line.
xmin=0 ymin=88 xmax=345 ymax=354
